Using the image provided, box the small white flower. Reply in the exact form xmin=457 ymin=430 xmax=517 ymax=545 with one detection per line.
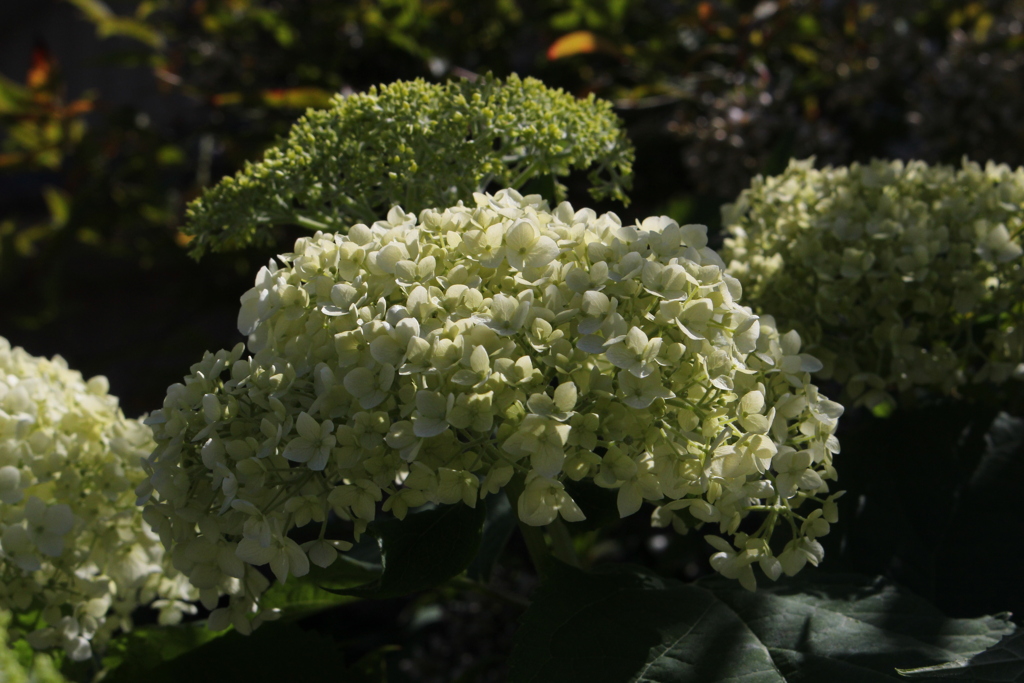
xmin=24 ymin=496 xmax=75 ymax=558
xmin=605 ymin=327 xmax=664 ymax=378
xmin=505 ymin=219 xmax=560 ymax=270
xmin=282 ymin=412 xmax=336 ymax=471
xmin=517 ymin=472 xmax=586 ymax=526
xmin=617 ymin=370 xmax=674 ymax=409
xmin=0 ymin=465 xmax=23 ymax=504
xmin=236 ymin=517 xmax=310 ymax=584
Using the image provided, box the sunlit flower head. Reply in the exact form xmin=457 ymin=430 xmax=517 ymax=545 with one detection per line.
xmin=723 ymin=158 xmax=1024 ymax=409
xmin=0 ymin=337 xmax=195 ymax=661
xmin=143 ymin=189 xmax=842 ymax=630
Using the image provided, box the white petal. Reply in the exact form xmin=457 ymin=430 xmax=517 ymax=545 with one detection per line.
xmin=553 ymin=382 xmax=577 ymax=412
xmin=237 ymin=290 xmax=264 ymax=335
xmin=285 ymin=539 xmax=310 ymax=578
xmin=605 ymin=343 xmax=636 ymax=369
xmin=530 ymin=445 xmax=565 ymax=479
xmin=207 ymin=608 xmax=233 ymax=632
xmin=308 ymin=446 xmax=331 ymax=471
xmin=282 ymin=438 xmax=315 ymax=463
xmin=799 ymin=354 xmax=824 ymax=373
xmin=413 ymin=416 xmax=449 ymax=438
xmin=344 ymin=368 xmax=376 ymax=395
xmin=67 ymin=636 xmax=92 ymax=662
xmin=304 ymin=540 xmax=338 ymax=568
xmin=236 ymin=538 xmax=277 ymax=565
xmin=525 ymin=236 xmax=560 ymax=268
xmin=35 ymin=533 xmax=65 ymax=557
xmin=760 ymin=556 xmax=783 ymax=582
xmin=295 ymin=412 xmax=321 ymax=441
xmin=616 ymin=484 xmax=643 ymax=518
xmin=44 ymin=503 xmax=75 ymax=535
xmin=557 ymin=493 xmax=586 ymax=523
xmin=270 ymin=553 xmax=290 ymax=584
xmin=505 ymin=221 xmax=537 ymax=252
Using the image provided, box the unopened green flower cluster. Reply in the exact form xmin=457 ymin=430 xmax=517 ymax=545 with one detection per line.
xmin=723 ymin=158 xmax=1024 ymax=406
xmin=0 ymin=338 xmax=195 ymax=661
xmin=140 ymin=190 xmax=843 ymax=630
xmin=184 ymin=74 xmax=634 ymax=258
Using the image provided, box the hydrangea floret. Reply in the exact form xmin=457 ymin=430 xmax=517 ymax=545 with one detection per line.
xmin=723 ymin=158 xmax=1024 ymax=407
xmin=140 ymin=190 xmax=843 ymax=631
xmin=183 ymin=74 xmax=634 ymax=258
xmin=0 ymin=338 xmax=196 ymax=661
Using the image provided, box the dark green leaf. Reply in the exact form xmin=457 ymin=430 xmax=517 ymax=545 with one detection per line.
xmin=824 ymin=406 xmax=1024 ymax=618
xmin=508 ymin=564 xmax=1014 ymax=683
xmin=703 ymin=574 xmax=1013 ymax=682
xmin=934 ymin=412 xmax=1024 ymax=617
xmin=898 ymin=629 xmax=1024 ymax=681
xmin=466 ymin=492 xmax=517 ymax=582
xmin=332 ymin=503 xmax=486 ymax=599
xmin=508 ymin=562 xmax=780 ymax=683
xmin=260 ymin=555 xmax=381 ymax=620
xmin=99 ymin=623 xmax=227 ymax=683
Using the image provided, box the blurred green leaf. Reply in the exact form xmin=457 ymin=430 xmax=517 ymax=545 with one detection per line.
xmin=550 ymin=10 xmax=582 ymax=31
xmin=608 ymin=0 xmax=630 ymax=24
xmin=663 ymin=195 xmax=694 ymax=225
xmin=797 ymin=13 xmax=821 ymax=36
xmin=64 ymin=0 xmax=166 ymax=49
xmin=42 ymin=187 xmax=70 ymax=229
xmin=156 ymin=144 xmax=186 ymax=166
xmin=0 ymin=74 xmax=32 ymax=115
xmin=250 ymin=7 xmax=296 ymax=47
xmin=788 ymin=43 xmax=819 ymax=65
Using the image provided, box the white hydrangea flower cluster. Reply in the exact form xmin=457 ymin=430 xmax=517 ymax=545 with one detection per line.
xmin=140 ymin=189 xmax=843 ymax=627
xmin=0 ymin=338 xmax=196 ymax=662
xmin=723 ymin=158 xmax=1024 ymax=407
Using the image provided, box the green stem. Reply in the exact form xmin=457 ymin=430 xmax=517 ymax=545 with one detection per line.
xmin=294 ymin=215 xmax=330 ymax=231
xmin=509 ymin=157 xmax=543 ymax=190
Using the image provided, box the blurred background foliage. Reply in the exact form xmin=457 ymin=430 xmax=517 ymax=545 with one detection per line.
xmin=2 ymin=2 xmax=1024 ymax=680
xmin=2 ymin=0 xmax=1024 ymax=414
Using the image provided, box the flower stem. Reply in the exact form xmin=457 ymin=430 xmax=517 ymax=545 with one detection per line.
xmin=293 ymin=215 xmax=330 ymax=231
